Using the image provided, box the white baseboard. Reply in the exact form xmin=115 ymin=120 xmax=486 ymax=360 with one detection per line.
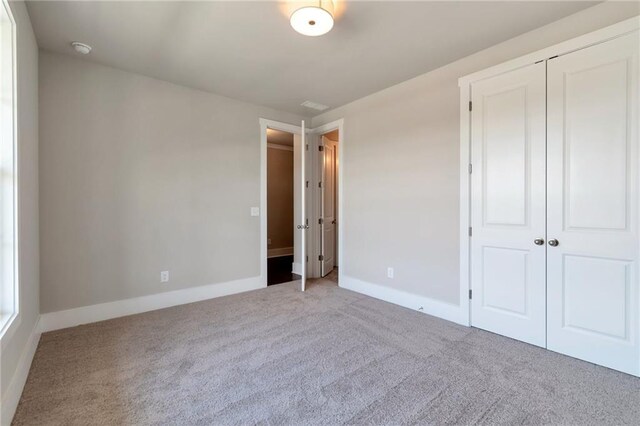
xmin=292 ymin=262 xmax=302 ymax=275
xmin=1 ymin=318 xmax=41 ymax=426
xmin=267 ymin=247 xmax=294 ymax=258
xmin=40 ymin=276 xmax=264 ymax=333
xmin=340 ymin=275 xmax=468 ymax=326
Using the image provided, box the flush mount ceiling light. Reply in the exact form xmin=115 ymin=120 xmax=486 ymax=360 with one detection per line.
xmin=290 ymin=1 xmax=334 ymax=37
xmin=71 ymin=41 xmax=92 ymax=55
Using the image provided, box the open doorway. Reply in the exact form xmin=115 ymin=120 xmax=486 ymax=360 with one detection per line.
xmin=266 ymin=128 xmax=302 ymax=285
xmin=260 ymin=118 xmax=343 ymax=292
xmin=318 ymin=129 xmax=339 ymax=285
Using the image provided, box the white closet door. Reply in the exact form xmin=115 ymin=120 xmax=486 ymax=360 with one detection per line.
xmin=470 ymin=62 xmax=547 ymax=347
xmin=547 ymin=32 xmax=639 ymax=376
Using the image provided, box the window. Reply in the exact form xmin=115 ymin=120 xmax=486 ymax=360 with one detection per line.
xmin=0 ymin=0 xmax=16 ymax=337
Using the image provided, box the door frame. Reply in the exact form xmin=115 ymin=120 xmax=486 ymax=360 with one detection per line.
xmin=259 ymin=118 xmax=302 ymax=286
xmin=311 ymin=120 xmax=344 ymax=282
xmin=320 ymin=135 xmax=338 ymax=277
xmin=259 ymin=118 xmax=345 ymax=287
xmin=459 ymin=17 xmax=640 ymax=329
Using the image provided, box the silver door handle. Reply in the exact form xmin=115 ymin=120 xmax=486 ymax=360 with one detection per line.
xmin=548 ymin=239 xmax=559 ymax=247
xmin=534 ymin=238 xmax=544 ymax=246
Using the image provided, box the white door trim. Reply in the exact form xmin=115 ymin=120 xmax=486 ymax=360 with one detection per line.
xmin=310 ymin=119 xmax=344 ymax=285
xmin=320 ymin=136 xmax=337 ymax=276
xmin=260 ymin=118 xmax=344 ymax=287
xmin=459 ymin=16 xmax=640 ymax=331
xmin=259 ymin=118 xmax=302 ymax=287
xmin=458 ymin=84 xmax=472 ymax=327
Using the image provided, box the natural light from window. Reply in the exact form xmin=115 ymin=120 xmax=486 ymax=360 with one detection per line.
xmin=0 ymin=0 xmax=17 ymax=338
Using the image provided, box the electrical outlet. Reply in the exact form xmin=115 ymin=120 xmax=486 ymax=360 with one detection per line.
xmin=268 ymin=238 xmax=272 ymax=245
xmin=250 ymin=207 xmax=260 ymax=217
xmin=160 ymin=271 xmax=169 ymax=283
xmin=387 ymin=267 xmax=394 ymax=279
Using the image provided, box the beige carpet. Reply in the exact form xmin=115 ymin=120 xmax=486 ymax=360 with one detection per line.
xmin=13 ymin=279 xmax=640 ymax=425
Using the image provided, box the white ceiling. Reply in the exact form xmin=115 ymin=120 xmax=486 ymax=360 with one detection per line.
xmin=26 ymin=1 xmax=597 ymax=116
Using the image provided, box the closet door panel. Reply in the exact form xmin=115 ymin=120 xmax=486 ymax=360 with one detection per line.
xmin=547 ymin=31 xmax=639 ymax=376
xmin=470 ymin=62 xmax=547 ymax=347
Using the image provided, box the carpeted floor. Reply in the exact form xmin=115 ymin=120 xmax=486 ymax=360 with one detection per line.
xmin=13 ymin=279 xmax=640 ymax=425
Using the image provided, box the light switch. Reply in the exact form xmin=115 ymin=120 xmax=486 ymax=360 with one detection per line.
xmin=251 ymin=207 xmax=260 ymax=217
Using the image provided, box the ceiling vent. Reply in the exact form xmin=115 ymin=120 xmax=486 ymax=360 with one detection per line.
xmin=301 ymin=100 xmax=330 ymax=111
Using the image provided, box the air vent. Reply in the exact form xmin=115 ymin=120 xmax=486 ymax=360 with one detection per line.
xmin=301 ymin=100 xmax=329 ymax=111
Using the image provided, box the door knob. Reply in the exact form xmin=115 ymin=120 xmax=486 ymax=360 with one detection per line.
xmin=548 ymin=239 xmax=559 ymax=247
xmin=332 ymin=220 xmax=336 ymax=224
xmin=534 ymin=238 xmax=544 ymax=246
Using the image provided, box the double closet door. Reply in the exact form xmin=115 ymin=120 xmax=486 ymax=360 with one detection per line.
xmin=470 ymin=32 xmax=639 ymax=376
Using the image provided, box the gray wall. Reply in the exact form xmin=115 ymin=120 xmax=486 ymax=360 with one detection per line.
xmin=311 ymin=2 xmax=640 ymax=305
xmin=39 ymin=52 xmax=303 ymax=313
xmin=34 ymin=2 xmax=640 ymax=313
xmin=1 ymin=0 xmax=39 ymax=411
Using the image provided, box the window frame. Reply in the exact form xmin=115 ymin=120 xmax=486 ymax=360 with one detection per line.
xmin=0 ymin=0 xmax=19 ymax=342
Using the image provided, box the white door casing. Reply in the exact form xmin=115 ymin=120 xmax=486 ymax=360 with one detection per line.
xmin=546 ymin=32 xmax=639 ymax=375
xmin=321 ymin=136 xmax=337 ymax=276
xmin=260 ymin=119 xmax=301 ymax=286
xmin=470 ymin=61 xmax=547 ymax=347
xmin=261 ymin=118 xmax=344 ymax=290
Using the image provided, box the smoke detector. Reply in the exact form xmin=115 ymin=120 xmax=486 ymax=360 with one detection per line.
xmin=71 ymin=42 xmax=92 ymax=55
xmin=301 ymin=100 xmax=329 ymax=111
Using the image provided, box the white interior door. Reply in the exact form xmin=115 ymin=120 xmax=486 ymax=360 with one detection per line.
xmin=547 ymin=32 xmax=639 ymax=376
xmin=299 ymin=120 xmax=307 ymax=291
xmin=470 ymin=61 xmax=547 ymax=347
xmin=321 ymin=136 xmax=337 ymax=276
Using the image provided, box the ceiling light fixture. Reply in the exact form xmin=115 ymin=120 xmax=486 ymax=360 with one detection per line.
xmin=290 ymin=1 xmax=334 ymax=37
xmin=71 ymin=41 xmax=92 ymax=55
